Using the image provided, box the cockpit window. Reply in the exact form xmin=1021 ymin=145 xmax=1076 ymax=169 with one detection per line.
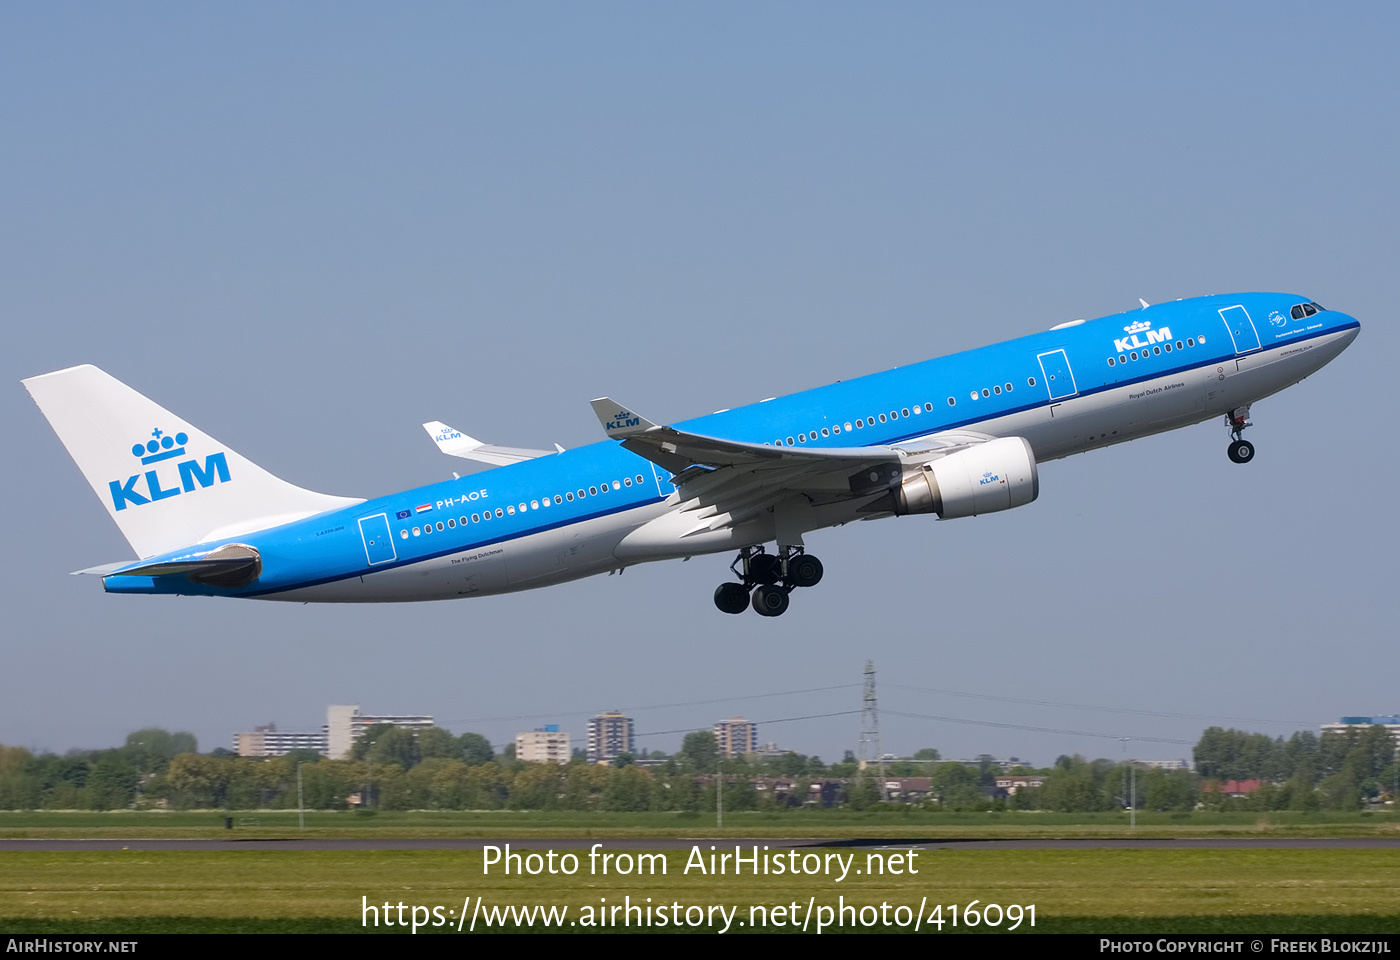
xmin=1291 ymin=302 xmax=1326 ymax=320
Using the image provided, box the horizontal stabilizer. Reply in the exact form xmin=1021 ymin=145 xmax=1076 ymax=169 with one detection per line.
xmin=421 ymin=421 xmax=552 ymax=466
xmin=110 ymin=543 xmax=262 ymax=588
xmin=71 ymin=562 xmax=132 ymax=577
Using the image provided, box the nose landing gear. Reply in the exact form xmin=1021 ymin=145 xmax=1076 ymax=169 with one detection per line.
xmin=713 ymin=545 xmax=825 ymax=616
xmin=1225 ymin=406 xmax=1254 ymax=464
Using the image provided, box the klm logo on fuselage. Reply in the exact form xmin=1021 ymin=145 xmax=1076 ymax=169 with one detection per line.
xmin=607 ymin=410 xmax=641 ymax=431
xmin=1114 ymin=319 xmax=1173 ymax=353
xmin=108 ymin=428 xmax=232 ymax=511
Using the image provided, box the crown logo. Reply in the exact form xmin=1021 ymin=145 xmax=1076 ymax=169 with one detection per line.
xmin=130 ymin=427 xmax=189 ymax=465
xmin=1123 ymin=320 xmax=1152 ymax=334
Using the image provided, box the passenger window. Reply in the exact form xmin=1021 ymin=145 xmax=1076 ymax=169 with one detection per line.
xmin=845 ymin=422 xmax=853 ymax=431
xmin=924 ymin=402 xmax=933 ymax=412
xmin=530 ymin=500 xmax=539 ymax=510
xmin=879 ymin=414 xmax=888 ymax=422
xmin=993 ymin=385 xmax=1001 ymax=394
xmin=494 ymin=508 xmax=503 ymax=518
xmin=589 ymin=486 xmax=597 ymax=495
xmin=1005 ymin=383 xmax=1012 ymax=392
xmin=472 ymin=514 xmax=480 ymax=523
xmin=821 ymin=427 xmax=829 ymax=437
xmin=437 ymin=521 xmax=445 ymax=531
xmin=612 ymin=481 xmax=621 ymax=490
xmin=901 ymin=408 xmax=910 ymax=417
xmin=1187 ymin=338 xmax=1194 ymax=347
xmin=413 ymin=527 xmax=421 ymax=536
xmin=448 ymin=518 xmax=456 ymax=528
xmin=787 ymin=436 xmax=795 ymax=443
xmin=555 ymin=495 xmax=563 ymax=503
xmin=947 ymin=397 xmax=956 ymax=406
xmin=1153 ymin=346 xmax=1161 ymax=355
xmin=1027 ymin=377 xmax=1036 ymax=386
xmin=507 ymin=506 xmax=515 ymax=515
xmin=1108 ymin=357 xmax=1116 ymax=366
xmin=981 ymin=389 xmax=990 ymax=398
xmin=400 ymin=529 xmax=408 ymax=540
xmin=566 ymin=492 xmax=574 ymax=501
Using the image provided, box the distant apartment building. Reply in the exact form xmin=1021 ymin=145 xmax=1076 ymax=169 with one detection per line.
xmin=327 ymin=705 xmax=435 ymax=760
xmin=233 ymin=723 xmax=329 ymax=758
xmin=587 ymin=711 xmax=634 ymax=765
xmin=714 ymin=717 xmax=758 ymax=758
xmin=1321 ymin=716 xmax=1400 ymax=758
xmin=516 ymin=725 xmax=571 ymax=764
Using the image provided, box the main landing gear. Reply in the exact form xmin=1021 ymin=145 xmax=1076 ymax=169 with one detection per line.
xmin=713 ymin=545 xmax=824 ymax=617
xmin=1225 ymin=405 xmax=1255 ymax=464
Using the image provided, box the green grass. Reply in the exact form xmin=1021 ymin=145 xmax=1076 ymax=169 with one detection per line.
xmin=2 ymin=848 xmax=1399 ymax=934
xmin=2 ymin=808 xmax=1398 ymax=839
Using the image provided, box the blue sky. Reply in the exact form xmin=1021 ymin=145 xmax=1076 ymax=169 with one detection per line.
xmin=3 ymin=3 xmax=1396 ymax=764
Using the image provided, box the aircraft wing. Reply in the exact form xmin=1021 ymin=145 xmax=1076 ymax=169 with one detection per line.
xmin=422 ymin=421 xmax=555 ymax=467
xmin=589 ymin=397 xmax=994 ymax=541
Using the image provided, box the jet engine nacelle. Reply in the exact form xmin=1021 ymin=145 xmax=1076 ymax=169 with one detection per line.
xmin=893 ymin=436 xmax=1039 ymax=518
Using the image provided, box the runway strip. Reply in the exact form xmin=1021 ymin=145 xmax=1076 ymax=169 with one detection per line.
xmin=4 ymin=837 xmax=1400 ymax=851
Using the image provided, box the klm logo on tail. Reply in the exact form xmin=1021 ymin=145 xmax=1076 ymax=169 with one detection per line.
xmin=109 ymin=427 xmax=232 ymax=511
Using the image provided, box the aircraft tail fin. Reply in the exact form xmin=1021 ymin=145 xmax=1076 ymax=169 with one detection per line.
xmin=22 ymin=364 xmax=362 ymax=559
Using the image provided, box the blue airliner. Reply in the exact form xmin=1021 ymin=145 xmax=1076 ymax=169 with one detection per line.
xmin=24 ymin=292 xmax=1358 ymax=616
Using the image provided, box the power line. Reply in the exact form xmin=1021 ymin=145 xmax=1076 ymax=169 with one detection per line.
xmin=883 ymin=682 xmax=1315 ymax=727
xmin=633 ymin=710 xmax=863 ymax=741
xmin=444 ymin=683 xmax=861 ymax=728
xmin=884 ymin=709 xmax=1194 ymax=745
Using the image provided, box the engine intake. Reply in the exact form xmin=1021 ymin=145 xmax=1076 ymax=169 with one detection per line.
xmin=891 ymin=437 xmax=1039 ymax=518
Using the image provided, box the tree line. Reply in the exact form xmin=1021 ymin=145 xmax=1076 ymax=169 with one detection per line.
xmin=0 ymin=724 xmax=1394 ymax=813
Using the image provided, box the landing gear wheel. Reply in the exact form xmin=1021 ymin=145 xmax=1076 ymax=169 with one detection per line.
xmin=751 ymin=584 xmax=790 ymax=617
xmin=1227 ymin=439 xmax=1254 ymax=464
xmin=749 ymin=553 xmax=783 ymax=585
xmin=714 ymin=582 xmax=751 ymax=614
xmin=786 ymin=554 xmax=824 ymax=589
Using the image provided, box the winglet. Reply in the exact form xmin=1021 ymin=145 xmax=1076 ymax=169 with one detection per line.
xmin=421 ymin=420 xmax=550 ymax=466
xmin=590 ymin=398 xmax=658 ymax=438
xmin=423 ymin=420 xmax=486 ymax=457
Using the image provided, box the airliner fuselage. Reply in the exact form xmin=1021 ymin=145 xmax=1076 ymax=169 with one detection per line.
xmin=24 ymin=292 xmax=1359 ymax=616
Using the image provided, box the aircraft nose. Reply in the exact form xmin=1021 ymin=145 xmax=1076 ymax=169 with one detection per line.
xmin=1334 ymin=314 xmax=1361 ymax=348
